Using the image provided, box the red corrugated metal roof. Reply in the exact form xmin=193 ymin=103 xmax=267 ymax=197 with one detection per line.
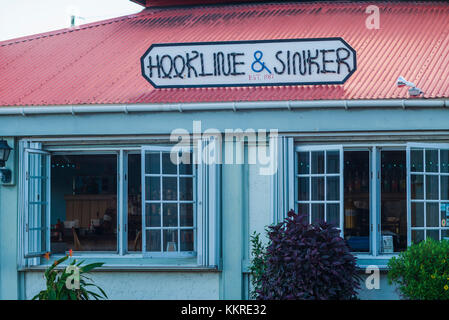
xmin=1 ymin=1 xmax=448 ymax=106
xmin=133 ymin=0 xmax=263 ymax=7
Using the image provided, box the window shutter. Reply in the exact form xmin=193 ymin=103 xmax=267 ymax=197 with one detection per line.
xmin=270 ymin=136 xmax=294 ymax=224
xmin=23 ymin=142 xmax=51 ymax=259
xmin=196 ymin=136 xmax=221 ymax=267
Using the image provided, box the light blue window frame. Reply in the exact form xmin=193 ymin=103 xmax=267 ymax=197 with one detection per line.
xmin=295 ymin=145 xmax=344 ymax=236
xmin=141 ymin=146 xmax=196 ymax=258
xmin=19 ymin=139 xmax=220 ymax=269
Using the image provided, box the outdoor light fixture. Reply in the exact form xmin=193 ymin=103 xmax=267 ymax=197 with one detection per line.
xmin=0 ymin=140 xmax=12 ymax=183
xmin=396 ymin=76 xmax=424 ymax=97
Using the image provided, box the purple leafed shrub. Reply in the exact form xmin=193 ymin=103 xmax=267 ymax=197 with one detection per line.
xmin=256 ymin=210 xmax=360 ymax=300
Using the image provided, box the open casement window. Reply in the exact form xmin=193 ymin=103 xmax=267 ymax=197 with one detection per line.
xmin=23 ymin=143 xmax=51 ymax=258
xmin=141 ymin=142 xmax=220 ymax=266
xmin=141 ymin=146 xmax=196 ymax=257
xmin=296 ymin=145 xmax=344 ymax=234
xmin=407 ymin=143 xmax=449 ymax=244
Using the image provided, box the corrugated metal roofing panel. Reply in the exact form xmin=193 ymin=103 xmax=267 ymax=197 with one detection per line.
xmin=1 ymin=1 xmax=449 ymax=106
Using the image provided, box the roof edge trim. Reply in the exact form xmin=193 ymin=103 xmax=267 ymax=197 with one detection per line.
xmin=0 ymin=99 xmax=447 ymax=116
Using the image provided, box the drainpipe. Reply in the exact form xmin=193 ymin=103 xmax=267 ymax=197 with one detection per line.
xmin=0 ymin=99 xmax=447 ymax=116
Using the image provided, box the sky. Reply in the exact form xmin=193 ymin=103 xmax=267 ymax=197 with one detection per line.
xmin=0 ymin=0 xmax=143 ymax=42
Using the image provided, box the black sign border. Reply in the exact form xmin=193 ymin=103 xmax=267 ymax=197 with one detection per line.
xmin=140 ymin=37 xmax=357 ymax=89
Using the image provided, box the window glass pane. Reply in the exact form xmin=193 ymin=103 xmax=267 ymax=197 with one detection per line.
xmin=426 ymin=175 xmax=439 ymax=200
xmin=425 ymin=149 xmax=439 ymax=172
xmin=326 ymin=176 xmax=339 ymax=201
xmin=146 ymin=177 xmax=160 ymax=200
xmin=344 ymin=150 xmax=370 ymax=253
xmin=442 ymin=229 xmax=449 ymax=240
xmin=311 ymin=151 xmax=324 ymax=174
xmin=298 ymin=203 xmax=309 ymax=219
xmin=380 ymin=150 xmax=407 ymax=253
xmin=298 ymin=152 xmax=309 ymax=174
xmin=327 ymin=204 xmax=339 ymax=226
xmin=412 ymin=230 xmax=424 ymax=244
xmin=146 ymin=203 xmax=161 ymax=227
xmin=411 ymin=202 xmax=424 ymax=227
xmin=50 ymin=154 xmax=117 ymax=254
xmin=311 ymin=203 xmax=324 ymax=223
xmin=442 ymin=204 xmax=449 ymax=227
xmin=411 ymin=175 xmax=424 ymax=199
xmin=298 ymin=177 xmax=309 ymax=201
xmin=163 ymin=203 xmax=178 ymax=227
xmin=145 ymin=152 xmax=160 ymax=174
xmin=180 ymin=230 xmax=194 ymax=251
xmin=441 ymin=176 xmax=449 ymax=200
xmin=128 ymin=154 xmax=142 ymax=252
xmin=179 ymin=178 xmax=193 ymax=200
xmin=441 ymin=150 xmax=449 ymax=173
xmin=427 ymin=230 xmax=440 ymax=241
xmin=163 ymin=229 xmax=178 ymax=252
xmin=311 ymin=177 xmax=324 ymax=200
xmin=146 ymin=230 xmax=161 ymax=252
xmin=162 ymin=177 xmax=177 ymax=200
xmin=180 ymin=203 xmax=193 ymax=227
xmin=426 ymin=203 xmax=439 ymax=227
xmin=162 ymin=153 xmax=177 ymax=174
xmin=29 ymin=203 xmax=46 ymax=230
xmin=179 ymin=153 xmax=192 ymax=175
xmin=411 ymin=149 xmax=423 ymax=172
xmin=29 ymin=203 xmax=47 ymax=254
xmin=326 ymin=151 xmax=340 ymax=174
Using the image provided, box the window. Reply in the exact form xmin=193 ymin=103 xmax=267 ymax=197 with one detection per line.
xmin=294 ymin=142 xmax=449 ymax=258
xmin=380 ymin=149 xmax=407 ymax=253
xmin=344 ymin=150 xmax=370 ymax=253
xmin=296 ymin=146 xmax=343 ymax=230
xmin=50 ymin=154 xmax=118 ymax=254
xmin=408 ymin=144 xmax=449 ymax=243
xmin=142 ymin=148 xmax=195 ymax=255
xmin=19 ymin=140 xmax=220 ymax=268
xmin=24 ymin=146 xmax=50 ymax=258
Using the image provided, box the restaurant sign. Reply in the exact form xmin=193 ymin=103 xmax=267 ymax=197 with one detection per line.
xmin=141 ymin=38 xmax=356 ymax=89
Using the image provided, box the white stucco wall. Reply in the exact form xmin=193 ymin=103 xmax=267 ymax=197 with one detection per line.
xmin=357 ymin=272 xmax=401 ymax=300
xmin=248 ymin=152 xmax=271 ymax=244
xmin=24 ymin=271 xmax=220 ymax=300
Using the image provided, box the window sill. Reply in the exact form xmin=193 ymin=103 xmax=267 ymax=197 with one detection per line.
xmin=19 ymin=255 xmax=220 ymax=272
xmin=355 ymin=254 xmax=399 ymax=271
xmin=20 ymin=265 xmax=219 ymax=272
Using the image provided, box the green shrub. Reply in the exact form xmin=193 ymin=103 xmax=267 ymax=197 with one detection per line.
xmin=249 ymin=231 xmax=266 ymax=299
xmin=388 ymin=238 xmax=449 ymax=300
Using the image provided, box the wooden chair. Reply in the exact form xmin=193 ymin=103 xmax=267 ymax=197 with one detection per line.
xmin=133 ymin=230 xmax=142 ymax=251
xmin=72 ymin=227 xmax=83 ymax=251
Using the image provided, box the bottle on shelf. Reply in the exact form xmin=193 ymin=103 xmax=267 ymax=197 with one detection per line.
xmin=361 ymin=170 xmax=368 ymax=192
xmin=392 ymin=163 xmax=398 ymax=193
